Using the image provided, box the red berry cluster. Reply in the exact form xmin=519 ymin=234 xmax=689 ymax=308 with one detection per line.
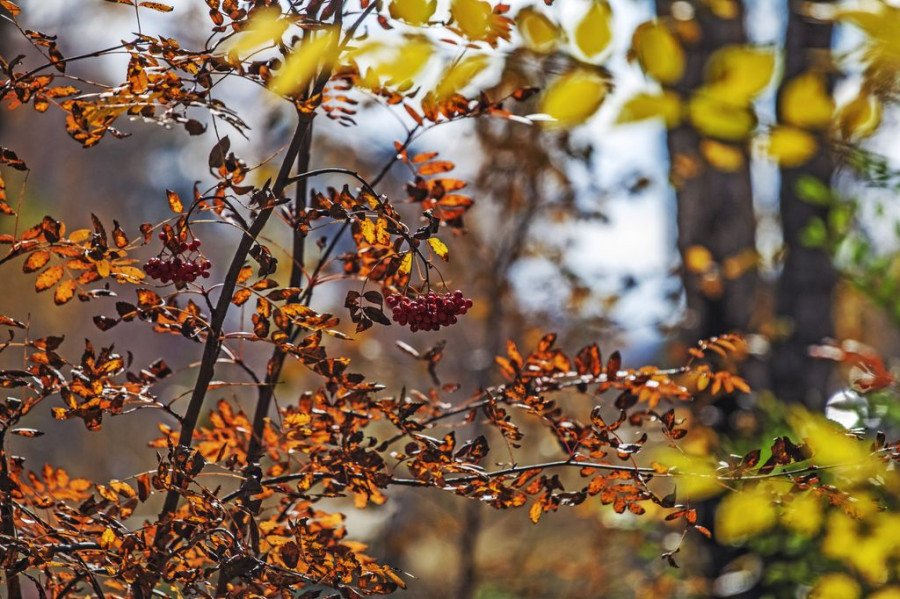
xmin=144 ymin=236 xmax=211 ymax=285
xmin=386 ymin=290 xmax=472 ymax=332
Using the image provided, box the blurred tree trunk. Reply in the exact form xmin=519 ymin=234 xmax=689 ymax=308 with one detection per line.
xmin=771 ymin=0 xmax=836 ymax=409
xmin=655 ymin=1 xmax=758 ymax=344
xmin=653 ymin=3 xmax=760 ymax=595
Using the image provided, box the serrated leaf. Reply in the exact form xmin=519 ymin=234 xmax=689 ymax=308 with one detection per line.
xmin=54 ymin=280 xmax=77 ymax=305
xmin=398 ymin=252 xmax=413 ymax=275
xmin=138 ymin=1 xmax=173 ymax=11
xmin=24 ymin=251 xmax=51 ymax=273
xmin=427 ymin=237 xmax=449 ymax=261
xmin=35 ymin=265 xmax=64 ymax=292
xmin=166 ymin=189 xmax=183 ymax=213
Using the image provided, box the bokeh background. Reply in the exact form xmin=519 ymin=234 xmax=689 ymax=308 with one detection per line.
xmin=1 ymin=0 xmax=898 ymax=597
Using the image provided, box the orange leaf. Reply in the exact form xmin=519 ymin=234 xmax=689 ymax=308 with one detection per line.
xmin=138 ymin=0 xmax=173 ymax=10
xmin=54 ymin=280 xmax=77 ymax=305
xmin=166 ymin=189 xmax=184 ymax=213
xmin=23 ymin=251 xmax=51 ymax=273
xmin=418 ymin=160 xmax=455 ymax=175
xmin=35 ymin=265 xmax=64 ymax=291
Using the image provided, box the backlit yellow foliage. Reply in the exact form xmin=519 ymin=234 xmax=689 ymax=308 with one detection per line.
xmin=767 ymin=125 xmax=817 ymax=168
xmin=389 ymin=0 xmax=437 ymax=25
xmin=539 ymin=69 xmax=609 ymax=128
xmin=516 ymin=8 xmax=558 ymax=53
xmin=616 ymin=91 xmax=681 ymax=128
xmin=269 ymin=28 xmax=338 ymax=97
xmin=779 ymin=492 xmax=822 ymax=536
xmin=780 ymin=72 xmax=834 ymax=130
xmin=787 ymin=407 xmax=884 ymax=485
xmin=837 ymin=92 xmax=882 ymax=140
xmin=630 ymin=21 xmax=685 ymax=85
xmin=575 ymin=1 xmax=613 ymax=58
xmin=822 ymin=509 xmax=900 ymax=584
xmin=651 ymin=447 xmax=722 ymax=501
xmin=451 ymin=0 xmax=493 ymax=40
xmin=226 ymin=8 xmax=289 ymax=59
xmin=715 ymin=484 xmax=777 ymax=544
xmin=700 ymin=139 xmax=745 ymax=172
xmin=354 ymin=37 xmax=433 ymax=88
xmin=688 ymin=90 xmax=756 ymax=141
xmin=435 ymin=54 xmax=490 ymax=99
xmin=809 ymin=573 xmax=861 ymax=599
xmin=704 ymin=46 xmax=775 ymax=104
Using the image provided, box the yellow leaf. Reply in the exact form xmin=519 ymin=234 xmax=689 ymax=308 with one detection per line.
xmin=35 ymin=265 xmax=64 ymax=292
xmin=269 ymin=28 xmax=338 ymax=97
xmin=529 ymin=500 xmax=543 ymax=524
xmin=780 ymin=492 xmax=822 ymax=536
xmin=539 ymin=69 xmax=608 ymax=128
xmin=226 ymin=8 xmax=289 ymax=59
xmin=435 ymin=54 xmax=489 ymax=99
xmin=684 ymin=245 xmax=714 ymax=273
xmin=715 ymin=486 xmax=776 ymax=544
xmin=787 ymin=407 xmax=884 ymax=485
xmin=780 ymin=72 xmax=834 ymax=130
xmin=704 ymin=46 xmax=775 ymax=103
xmin=700 ymin=139 xmax=745 ymax=172
xmin=837 ymin=93 xmax=881 ymax=140
xmin=707 ymin=0 xmax=738 ymax=19
xmin=631 ymin=21 xmax=685 ymax=84
xmin=688 ymin=90 xmax=756 ymax=141
xmin=616 ymin=91 xmax=681 ymax=128
xmin=54 ymin=280 xmax=77 ymax=305
xmin=370 ymin=36 xmax=432 ymax=87
xmin=389 ymin=0 xmax=436 ymax=25
xmin=836 ymin=6 xmax=900 ymax=76
xmin=68 ymin=229 xmax=92 ymax=243
xmin=360 ymin=219 xmax=376 ymax=244
xmin=516 ymin=8 xmax=559 ymax=54
xmin=427 ymin=237 xmax=449 ymax=261
xmin=809 ymin=573 xmax=861 ymax=599
xmin=574 ymin=1 xmax=613 ymax=58
xmin=100 ymin=527 xmax=116 ymax=550
xmin=767 ymin=125 xmax=817 ymax=167
xmin=96 ymin=259 xmax=111 ymax=278
xmin=166 ymin=189 xmax=183 ymax=213
xmin=23 ymin=251 xmax=51 ymax=273
xmin=111 ymin=266 xmax=146 ymax=283
xmin=652 ymin=448 xmax=722 ymax=501
xmin=451 ymin=0 xmax=493 ymax=40
xmin=869 ymin=587 xmax=900 ymax=599
xmin=398 ymin=252 xmax=413 ymax=275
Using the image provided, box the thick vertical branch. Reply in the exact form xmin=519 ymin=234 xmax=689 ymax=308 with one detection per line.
xmin=0 ymin=430 xmax=22 ymax=599
xmin=771 ymin=0 xmax=836 ymax=408
xmin=156 ymin=117 xmax=313 ymax=520
xmin=245 ymin=122 xmax=313 ymax=471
